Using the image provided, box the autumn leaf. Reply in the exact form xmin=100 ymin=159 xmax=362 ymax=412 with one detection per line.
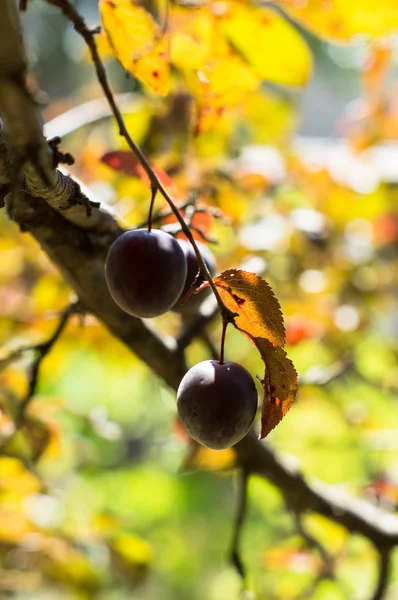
xmin=213 ymin=269 xmax=285 ymax=348
xmin=194 ymin=55 xmax=260 ymax=134
xmin=169 ymin=7 xmax=217 ymax=73
xmin=258 ymin=342 xmax=298 ymax=438
xmin=99 ymin=0 xmax=169 ymax=95
xmin=278 ymin=0 xmax=398 ymax=42
xmin=213 ymin=270 xmax=298 ymax=438
xmin=221 ymin=3 xmax=313 ymax=87
xmin=101 ymin=150 xmax=175 ymax=189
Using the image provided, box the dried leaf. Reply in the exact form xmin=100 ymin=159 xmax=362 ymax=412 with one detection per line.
xmin=99 ymin=0 xmax=169 ymax=94
xmin=221 ymin=3 xmax=313 ymax=87
xmin=213 ymin=270 xmax=298 ymax=438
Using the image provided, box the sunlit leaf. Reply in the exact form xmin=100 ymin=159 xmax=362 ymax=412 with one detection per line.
xmin=259 ymin=342 xmax=299 ymax=438
xmin=193 ymin=55 xmax=260 ymax=134
xmin=278 ymin=0 xmax=398 ymax=42
xmin=170 ymin=32 xmax=209 ymax=72
xmin=213 ymin=270 xmax=298 ymax=437
xmin=169 ymin=7 xmax=215 ymax=73
xmin=213 ymin=269 xmax=286 ymax=348
xmin=221 ymin=3 xmax=313 ymax=87
xmin=99 ymin=0 xmax=169 ymax=94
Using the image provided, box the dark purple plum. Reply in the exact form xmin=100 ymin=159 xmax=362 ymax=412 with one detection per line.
xmin=177 ymin=360 xmax=257 ymax=450
xmin=172 ymin=239 xmax=216 ymax=314
xmin=105 ymin=229 xmax=187 ymax=318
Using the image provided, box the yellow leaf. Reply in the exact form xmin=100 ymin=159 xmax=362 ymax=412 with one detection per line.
xmin=194 ymin=55 xmax=260 ymax=134
xmin=170 ymin=32 xmax=208 ymax=72
xmin=279 ymin=0 xmax=398 ymax=42
xmin=221 ymin=3 xmax=313 ymax=87
xmin=169 ymin=7 xmax=215 ymax=72
xmin=99 ymin=0 xmax=169 ymax=95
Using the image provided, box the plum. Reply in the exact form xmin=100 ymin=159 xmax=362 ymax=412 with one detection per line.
xmin=177 ymin=360 xmax=257 ymax=449
xmin=105 ymin=229 xmax=187 ymax=318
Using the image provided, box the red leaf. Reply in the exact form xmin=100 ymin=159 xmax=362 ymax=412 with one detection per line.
xmin=101 ymin=151 xmax=174 ymax=189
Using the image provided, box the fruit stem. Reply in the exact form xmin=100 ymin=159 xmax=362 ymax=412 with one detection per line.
xmin=219 ymin=320 xmax=228 ymax=365
xmin=147 ymin=186 xmax=156 ymax=233
xmin=57 ymin=4 xmax=236 ymax=327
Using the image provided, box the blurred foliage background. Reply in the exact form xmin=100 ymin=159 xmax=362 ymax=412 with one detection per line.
xmin=1 ymin=0 xmax=398 ymax=598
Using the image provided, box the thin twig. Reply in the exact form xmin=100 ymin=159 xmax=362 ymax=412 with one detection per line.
xmin=16 ymin=301 xmax=83 ymax=424
xmin=161 ymin=221 xmax=218 ymax=244
xmin=46 ymin=0 xmax=235 ymax=328
xmin=0 ymin=301 xmax=83 ymax=455
xmin=291 ymin=507 xmax=335 ymax=577
xmin=371 ymin=548 xmax=391 ymax=600
xmin=230 ymin=469 xmax=249 ymax=585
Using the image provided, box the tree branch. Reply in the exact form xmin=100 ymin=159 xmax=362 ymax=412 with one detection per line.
xmin=17 ymin=301 xmax=82 ymax=423
xmin=291 ymin=507 xmax=335 ymax=577
xmin=6 ymin=192 xmax=186 ymax=391
xmin=0 ymin=2 xmax=117 ymax=231
xmin=47 ymin=0 xmax=236 ymax=325
xmin=371 ymin=548 xmax=392 ymax=600
xmin=230 ymin=469 xmax=249 ymax=584
xmin=235 ymin=432 xmax=398 ymax=549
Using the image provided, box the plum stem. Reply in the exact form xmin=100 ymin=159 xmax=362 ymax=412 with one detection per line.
xmin=219 ymin=319 xmax=228 ymax=365
xmin=48 ymin=0 xmax=237 ymax=329
xmin=147 ymin=186 xmax=156 ymax=233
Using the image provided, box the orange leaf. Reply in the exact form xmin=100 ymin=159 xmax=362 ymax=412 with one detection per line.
xmin=213 ymin=269 xmax=285 ymax=348
xmin=213 ymin=269 xmax=298 ymax=438
xmin=259 ymin=342 xmax=298 ymax=438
